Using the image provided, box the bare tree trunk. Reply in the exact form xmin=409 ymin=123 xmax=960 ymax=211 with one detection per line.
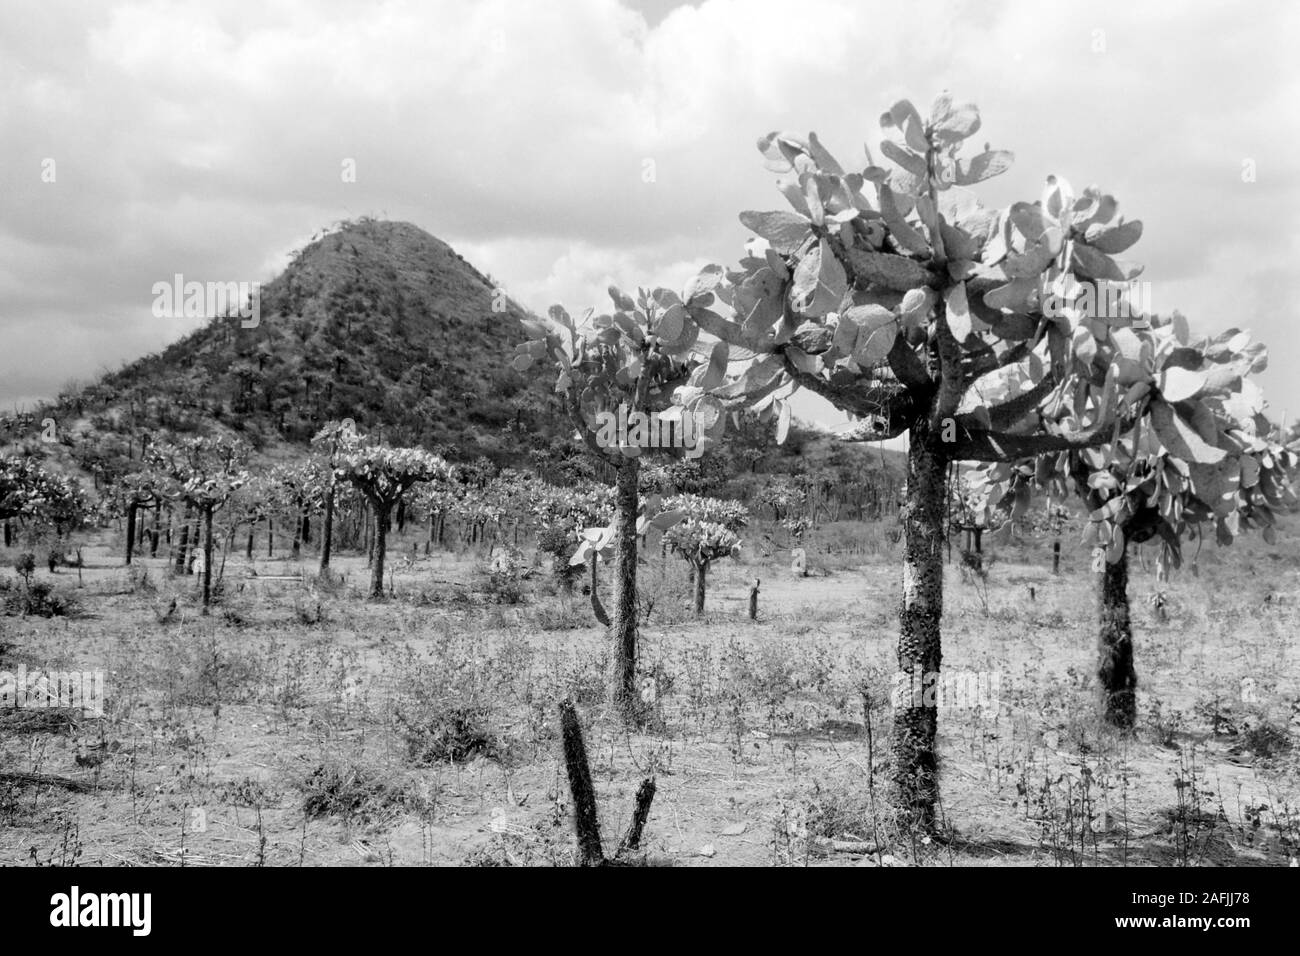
xmin=201 ymin=506 xmax=214 ymax=613
xmin=222 ymin=524 xmax=235 ymax=584
xmin=174 ymin=507 xmax=191 ymax=574
xmin=185 ymin=516 xmax=200 ymax=574
xmin=1098 ymin=549 xmax=1137 ymax=730
xmin=590 ymin=558 xmax=610 ymax=627
xmin=320 ymin=483 xmax=335 ymax=572
xmin=610 ymin=459 xmax=639 ymax=721
xmin=693 ymin=559 xmax=707 ymax=614
xmin=125 ymin=502 xmax=137 ymax=566
xmin=370 ymin=502 xmax=389 ymax=598
xmin=893 ymin=421 xmax=946 ymax=828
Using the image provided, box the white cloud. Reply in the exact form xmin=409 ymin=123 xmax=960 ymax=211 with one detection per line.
xmin=1 ymin=0 xmax=1297 ymax=424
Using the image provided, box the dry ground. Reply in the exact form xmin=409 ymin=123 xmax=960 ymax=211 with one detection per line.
xmin=1 ymin=517 xmax=1298 ymax=867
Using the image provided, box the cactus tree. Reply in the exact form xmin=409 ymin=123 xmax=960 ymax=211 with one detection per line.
xmin=108 ymin=470 xmax=163 ymax=565
xmin=145 ymin=437 xmax=248 ymax=612
xmin=664 ymin=521 xmax=742 ymax=614
xmin=516 ymin=294 xmax=698 ymax=721
xmin=311 ymin=420 xmax=360 ymax=572
xmin=336 ymin=442 xmax=450 ymax=598
xmin=269 ymin=462 xmax=328 ymax=561
xmin=665 ymin=91 xmax=1252 ymax=826
xmin=976 ymin=318 xmax=1295 ymax=728
xmin=1 ymin=457 xmax=85 ymax=530
xmin=659 ymin=493 xmax=747 ymax=613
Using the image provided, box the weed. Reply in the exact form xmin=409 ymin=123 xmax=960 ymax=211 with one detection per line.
xmin=1145 ymin=699 xmax=1185 ymax=749
xmin=301 ymin=761 xmax=399 ymax=825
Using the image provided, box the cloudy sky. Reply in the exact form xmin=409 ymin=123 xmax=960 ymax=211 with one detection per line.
xmin=1 ymin=0 xmax=1297 ymax=431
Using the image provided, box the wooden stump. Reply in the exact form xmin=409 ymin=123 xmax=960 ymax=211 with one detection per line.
xmin=559 ymin=699 xmax=604 ymax=867
xmin=558 ymin=699 xmax=658 ymax=867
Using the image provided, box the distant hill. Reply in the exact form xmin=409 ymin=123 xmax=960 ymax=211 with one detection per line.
xmin=40 ymin=218 xmax=570 ymax=476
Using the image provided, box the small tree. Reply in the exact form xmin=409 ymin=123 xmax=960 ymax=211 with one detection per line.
xmin=269 ymin=462 xmax=327 ymax=561
xmin=310 ymin=420 xmax=359 ymax=572
xmin=949 ymin=473 xmax=992 ymax=559
xmin=107 ymin=470 xmax=162 ymax=566
xmin=516 ymin=292 xmax=698 ymax=721
xmin=755 ymin=475 xmax=806 ymax=523
xmin=12 ymin=551 xmax=36 ymax=588
xmin=228 ymin=476 xmax=273 ymax=560
xmin=659 ymin=494 xmax=747 ymax=612
xmin=146 ymin=437 xmax=248 ymax=612
xmin=336 ymin=442 xmax=450 ymax=598
xmin=663 ymin=520 xmax=742 ymax=614
xmin=527 ymin=478 xmax=614 ymax=586
xmin=411 ymin=475 xmax=463 ymax=553
xmin=1 ymin=457 xmax=75 ymax=525
xmin=0 ymin=457 xmax=87 ymax=562
xmin=571 ymin=504 xmax=684 ymax=625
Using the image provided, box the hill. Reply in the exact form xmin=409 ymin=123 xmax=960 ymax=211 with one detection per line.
xmin=38 ymin=219 xmax=570 ymax=479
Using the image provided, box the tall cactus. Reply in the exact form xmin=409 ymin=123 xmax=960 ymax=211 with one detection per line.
xmin=644 ymin=91 xmax=1287 ymax=827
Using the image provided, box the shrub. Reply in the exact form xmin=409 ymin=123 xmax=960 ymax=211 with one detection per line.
xmin=387 ymin=641 xmax=499 ymax=765
xmin=301 ymin=761 xmax=398 ymax=824
xmin=803 ymin=779 xmax=877 ymax=839
xmin=395 ymin=701 xmax=495 ymax=765
xmin=13 ymin=553 xmax=35 ymax=585
xmin=537 ymin=523 xmax=582 ymax=588
xmin=1240 ymin=720 xmax=1291 ymax=760
xmin=484 ymin=550 xmax=526 ymax=605
xmin=4 ymin=579 xmax=74 ymax=617
xmin=293 ymin=596 xmax=328 ymax=625
xmin=127 ymin=566 xmax=157 ymax=594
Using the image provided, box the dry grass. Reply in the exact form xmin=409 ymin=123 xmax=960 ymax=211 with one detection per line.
xmin=1 ymin=517 xmax=1297 ymax=866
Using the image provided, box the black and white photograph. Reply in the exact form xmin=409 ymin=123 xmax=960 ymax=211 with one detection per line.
xmin=0 ymin=0 xmax=1295 ymax=934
